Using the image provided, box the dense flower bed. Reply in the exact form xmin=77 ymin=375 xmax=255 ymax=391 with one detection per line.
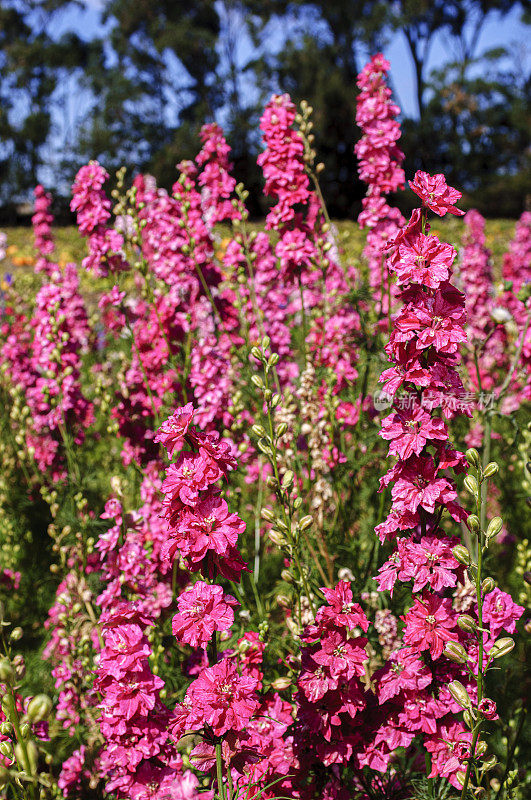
xmin=0 ymin=54 xmax=529 ymax=800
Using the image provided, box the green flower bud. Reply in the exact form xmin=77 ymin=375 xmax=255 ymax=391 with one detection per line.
xmin=0 ymin=659 xmax=14 ymax=684
xmin=482 ymin=755 xmax=497 ymax=771
xmin=463 ymin=709 xmax=475 ymax=729
xmin=0 ymin=741 xmax=12 ymax=758
xmin=448 ymin=680 xmax=471 ymax=707
xmin=299 ymin=515 xmax=313 ymax=531
xmin=444 ymin=643 xmax=468 ymax=664
xmin=260 ymin=508 xmax=275 ymax=523
xmin=486 ymin=517 xmax=503 ymax=541
xmin=465 ymin=448 xmax=481 ymax=468
xmin=15 ymin=740 xmax=38 ymax=774
xmin=464 ymin=475 xmax=479 ymax=496
xmin=9 ymin=627 xmax=22 ymax=642
xmin=271 ymin=676 xmax=291 ymax=691
xmin=481 ymin=577 xmax=495 ymax=593
xmin=268 ymin=530 xmax=287 ymax=547
xmin=483 ymin=462 xmax=499 ymax=478
xmin=490 ymin=637 xmax=515 ymax=659
xmin=27 ymin=695 xmax=52 ymax=724
xmin=467 ymin=514 xmax=480 ymax=532
xmin=452 ymin=545 xmax=471 ymax=565
xmin=458 ymin=615 xmax=477 ymax=633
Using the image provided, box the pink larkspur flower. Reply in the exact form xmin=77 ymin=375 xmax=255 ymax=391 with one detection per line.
xmin=172 ymin=581 xmax=238 ymax=647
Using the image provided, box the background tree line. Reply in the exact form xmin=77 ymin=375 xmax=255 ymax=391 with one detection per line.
xmin=0 ymin=0 xmax=529 ymax=220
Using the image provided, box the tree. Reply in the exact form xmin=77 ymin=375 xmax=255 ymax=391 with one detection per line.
xmin=245 ymin=0 xmax=391 ymax=216
xmin=0 ymin=0 xmax=87 ymax=203
xmin=401 ymin=46 xmax=530 ymax=214
xmin=77 ymin=0 xmax=223 ymax=188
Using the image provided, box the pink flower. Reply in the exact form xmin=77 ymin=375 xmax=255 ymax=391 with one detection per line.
xmin=376 ymin=647 xmax=432 ymax=703
xmin=172 ymin=581 xmax=238 ymax=647
xmin=162 ymin=452 xmax=222 ymax=509
xmin=165 ymin=495 xmax=246 ymax=566
xmin=185 ymin=658 xmax=259 ymax=736
xmin=402 ymin=593 xmax=459 ymax=659
xmin=391 ymin=456 xmax=458 ymax=515
xmin=478 ymin=698 xmax=498 ymax=720
xmin=425 ymin=722 xmax=472 ymax=788
xmin=409 ymin=171 xmax=464 ymax=217
xmin=317 ymin=581 xmax=369 ymax=632
xmin=394 ymin=234 xmax=455 ymax=288
xmin=380 ymin=404 xmax=447 ymax=460
xmin=482 ymin=588 xmax=524 ymax=638
xmin=312 ymin=630 xmax=368 ymax=681
xmin=154 ymin=402 xmax=195 ymax=456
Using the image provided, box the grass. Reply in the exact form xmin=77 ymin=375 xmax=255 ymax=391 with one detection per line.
xmin=1 ymin=218 xmax=518 ymax=291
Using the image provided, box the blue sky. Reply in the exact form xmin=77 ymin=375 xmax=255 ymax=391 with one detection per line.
xmin=61 ymin=1 xmax=529 ymax=120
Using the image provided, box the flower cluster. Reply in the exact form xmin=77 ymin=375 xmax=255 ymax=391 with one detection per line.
xmin=71 ymin=161 xmax=128 ymax=276
xmin=355 ymin=53 xmax=405 ymax=308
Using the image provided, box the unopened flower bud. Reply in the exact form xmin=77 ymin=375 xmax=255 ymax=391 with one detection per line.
xmin=483 ymin=462 xmax=499 ymax=478
xmin=27 ymin=695 xmax=52 ymax=723
xmin=452 ymin=545 xmax=471 ymax=565
xmin=490 ymin=637 xmax=514 ymax=659
xmin=268 ymin=530 xmax=287 ymax=547
xmin=276 ymin=422 xmax=288 ymax=437
xmin=455 ymin=771 xmax=467 ymax=788
xmin=271 ymin=676 xmax=292 ymax=691
xmin=482 ymin=755 xmax=497 ymax=771
xmin=19 ymin=722 xmax=30 ymax=739
xmin=299 ymin=515 xmax=313 ymax=531
xmin=445 ymin=643 xmax=468 ymax=664
xmin=467 ymin=514 xmax=480 ymax=532
xmin=458 ymin=615 xmax=477 ymax=633
xmin=463 ymin=709 xmax=475 ymax=729
xmin=0 ymin=658 xmax=14 ymax=684
xmin=481 ymin=577 xmax=495 ymax=593
xmin=15 ymin=740 xmax=38 ymax=774
xmin=281 ymin=569 xmax=295 ymax=584
xmin=486 ymin=517 xmax=503 ymax=541
xmin=281 ymin=470 xmax=294 ymax=489
xmin=475 ymin=740 xmax=488 ymax=757
xmin=276 ymin=594 xmax=291 ymax=608
xmin=464 ymin=475 xmax=478 ymax=496
xmin=448 ymin=680 xmax=471 ymax=707
xmin=261 ymin=508 xmax=275 ymax=523
xmin=465 ymin=448 xmax=481 ymax=468
xmin=0 ymin=741 xmax=12 ymax=758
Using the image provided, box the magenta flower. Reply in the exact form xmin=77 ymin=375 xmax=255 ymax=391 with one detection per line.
xmin=402 ymin=594 xmax=459 ymax=659
xmin=169 ymin=495 xmax=245 ymax=563
xmin=425 ymin=722 xmax=472 ymax=787
xmin=312 ymin=630 xmax=368 ymax=681
xmin=318 ymin=581 xmax=369 ymax=632
xmin=154 ymin=402 xmax=195 ymax=456
xmin=162 ymin=452 xmax=222 ymax=509
xmin=391 ymin=456 xmax=458 ymax=515
xmin=409 ymin=171 xmax=464 ymax=217
xmin=172 ymin=581 xmax=238 ymax=647
xmin=380 ymin=404 xmax=447 ymax=460
xmin=482 ymin=588 xmax=524 ymax=638
xmin=186 ymin=658 xmax=259 ymax=736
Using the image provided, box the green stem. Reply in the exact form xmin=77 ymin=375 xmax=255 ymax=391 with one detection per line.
xmin=298 ymin=273 xmax=307 ymax=363
xmin=460 ymin=479 xmax=487 ymax=800
xmin=215 ymin=740 xmax=227 ymax=800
